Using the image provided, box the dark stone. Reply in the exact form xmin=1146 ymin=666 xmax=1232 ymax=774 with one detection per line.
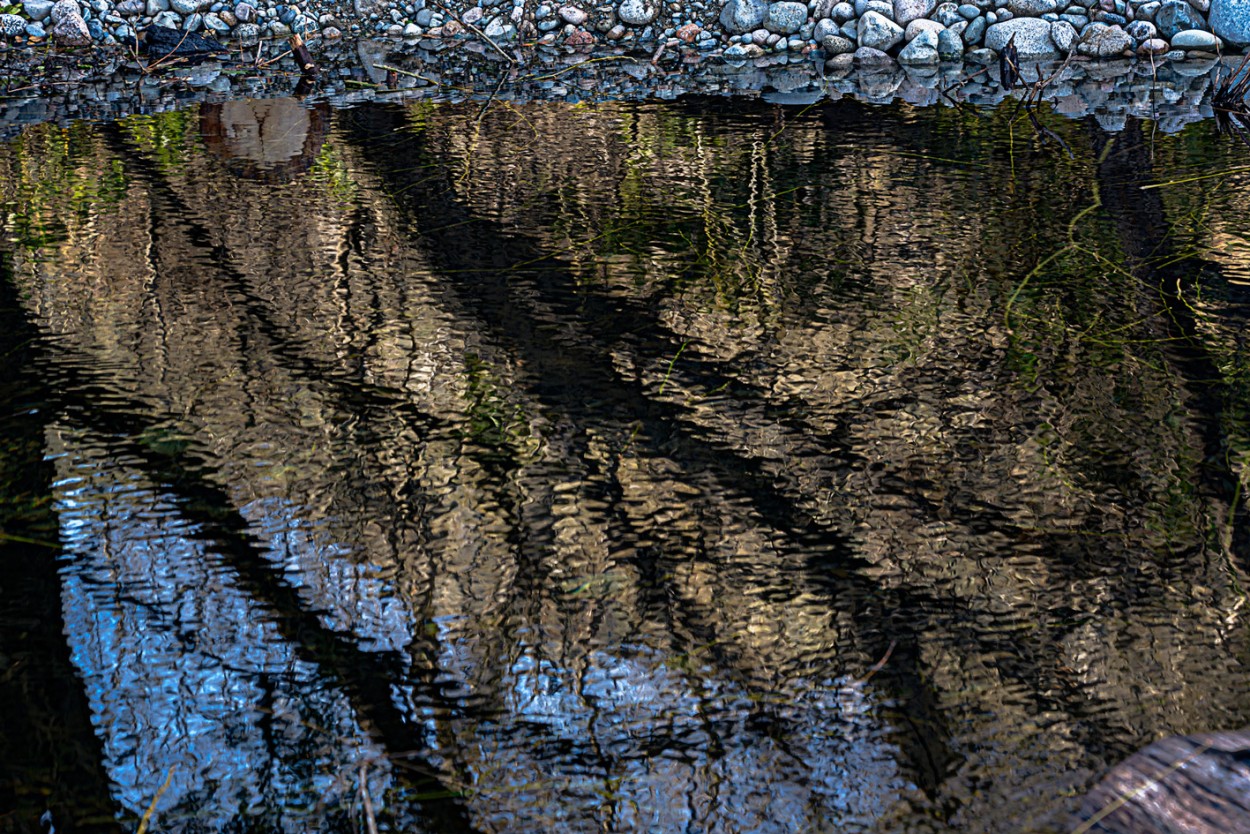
xmin=1153 ymin=0 xmax=1206 ymax=36
xmin=131 ymin=23 xmax=227 ymax=57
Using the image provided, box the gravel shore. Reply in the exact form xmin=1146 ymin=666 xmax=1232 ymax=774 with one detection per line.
xmin=8 ymin=0 xmax=1250 ymax=68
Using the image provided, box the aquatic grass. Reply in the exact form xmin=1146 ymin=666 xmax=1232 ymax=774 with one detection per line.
xmin=136 ymin=766 xmax=176 ymax=834
xmin=1213 ymin=52 xmax=1250 ymax=146
xmin=1140 ymin=165 xmax=1250 ymax=189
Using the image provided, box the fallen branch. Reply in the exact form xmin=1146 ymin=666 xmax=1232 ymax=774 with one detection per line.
xmin=359 ymin=763 xmax=380 ymax=834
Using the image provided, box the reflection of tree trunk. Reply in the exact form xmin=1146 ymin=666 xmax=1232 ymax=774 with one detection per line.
xmin=0 ymin=254 xmax=122 ymax=834
xmin=40 ymin=345 xmax=482 ymax=834
xmin=1093 ymin=116 xmax=1250 ymax=560
xmin=65 ymin=127 xmax=485 ymax=834
xmin=340 ymin=103 xmax=963 ymax=797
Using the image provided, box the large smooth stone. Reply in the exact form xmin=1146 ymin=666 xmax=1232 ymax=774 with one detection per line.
xmin=1078 ymin=22 xmax=1132 ymax=55
xmin=904 ymin=17 xmax=944 ymax=39
xmin=765 ymin=0 xmax=807 ymax=31
xmin=1006 ymin=0 xmax=1060 ymax=15
xmin=1154 ymin=0 xmax=1207 ymax=37
xmin=1210 ymin=0 xmax=1250 ymax=43
xmin=719 ymin=0 xmax=769 ymax=33
xmin=1050 ymin=17 xmax=1077 ymax=50
xmin=1170 ymin=27 xmax=1223 ymax=46
xmin=858 ymin=9 xmax=904 ymax=49
xmin=898 ymin=26 xmax=940 ymax=59
xmin=893 ymin=0 xmax=935 ymax=24
xmin=984 ymin=15 xmax=1058 ymax=55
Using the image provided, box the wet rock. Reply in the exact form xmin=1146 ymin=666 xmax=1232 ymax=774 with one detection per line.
xmin=676 ymin=21 xmax=701 ymax=39
xmin=822 ymin=31 xmax=855 ymax=49
xmin=0 ymin=12 xmax=26 ymax=34
xmin=719 ymin=0 xmax=768 ymax=32
xmin=49 ymin=0 xmax=79 ymax=23
xmin=1137 ymin=34 xmax=1168 ymax=49
xmin=617 ymin=0 xmax=656 ymax=24
xmin=858 ymin=9 xmax=903 ymax=48
xmin=51 ymin=10 xmax=92 ymax=42
xmin=894 ymin=0 xmax=936 ymax=24
xmin=1125 ymin=18 xmax=1155 ymax=36
xmin=899 ymin=24 xmax=940 ymax=57
xmin=832 ymin=0 xmax=856 ymax=19
xmin=724 ymin=39 xmax=766 ymax=53
xmin=933 ymin=1 xmax=964 ymax=23
xmin=234 ymin=0 xmax=254 ymax=19
xmin=938 ymin=22 xmax=965 ymax=52
xmin=483 ymin=14 xmax=516 ymax=37
xmin=1050 ymin=16 xmax=1077 ymax=48
xmin=853 ymin=42 xmax=895 ymax=60
xmin=765 ymin=0 xmax=807 ymax=31
xmin=857 ymin=0 xmax=896 ymax=19
xmin=233 ymin=20 xmax=258 ymax=39
xmin=23 ymin=0 xmax=54 ymax=20
xmin=1078 ymin=21 xmax=1132 ymax=53
xmin=905 ymin=17 xmax=944 ymax=38
xmin=559 ymin=4 xmax=587 ymax=24
xmin=825 ymin=50 xmax=855 ymax=72
xmin=1170 ymin=26 xmax=1222 ymax=44
xmin=964 ymin=14 xmax=985 ymax=40
xmin=1210 ymin=0 xmax=1250 ymax=42
xmin=984 ymin=15 xmax=1057 ymax=53
xmin=1154 ymin=0 xmax=1206 ymax=35
xmin=1007 ymin=0 xmax=1059 ymax=14
xmin=814 ymin=17 xmax=839 ymax=38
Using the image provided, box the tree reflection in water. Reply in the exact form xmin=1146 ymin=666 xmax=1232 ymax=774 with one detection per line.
xmin=0 ymin=96 xmax=1247 ymax=834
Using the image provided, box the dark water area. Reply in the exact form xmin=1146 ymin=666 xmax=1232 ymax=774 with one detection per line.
xmin=0 ymin=95 xmax=1249 ymax=833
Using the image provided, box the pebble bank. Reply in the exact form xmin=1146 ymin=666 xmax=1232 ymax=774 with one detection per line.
xmin=8 ymin=0 xmax=1250 ymax=68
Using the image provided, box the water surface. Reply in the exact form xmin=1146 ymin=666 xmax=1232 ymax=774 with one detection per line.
xmin=1 ymin=96 xmax=1248 ymax=833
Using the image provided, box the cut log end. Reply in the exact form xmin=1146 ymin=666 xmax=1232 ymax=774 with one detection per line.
xmin=1074 ymin=729 xmax=1250 ymax=834
xmin=288 ymin=33 xmax=318 ymax=78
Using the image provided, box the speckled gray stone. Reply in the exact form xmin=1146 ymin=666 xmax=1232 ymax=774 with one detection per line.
xmin=893 ymin=0 xmax=936 ymax=24
xmin=719 ymin=0 xmax=768 ymax=32
xmin=898 ymin=24 xmax=940 ymax=58
xmin=857 ymin=8 xmax=904 ymax=47
xmin=1210 ymin=0 xmax=1250 ymax=42
xmin=764 ymin=0 xmax=807 ymax=32
xmin=51 ymin=9 xmax=92 ymax=42
xmin=617 ymin=0 xmax=657 ymax=25
xmin=984 ymin=15 xmax=1057 ymax=53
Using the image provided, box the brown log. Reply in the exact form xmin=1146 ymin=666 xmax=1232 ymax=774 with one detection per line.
xmin=1074 ymin=730 xmax=1250 ymax=834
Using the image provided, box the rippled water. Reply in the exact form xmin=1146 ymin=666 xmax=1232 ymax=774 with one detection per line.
xmin=0 ymin=95 xmax=1248 ymax=834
